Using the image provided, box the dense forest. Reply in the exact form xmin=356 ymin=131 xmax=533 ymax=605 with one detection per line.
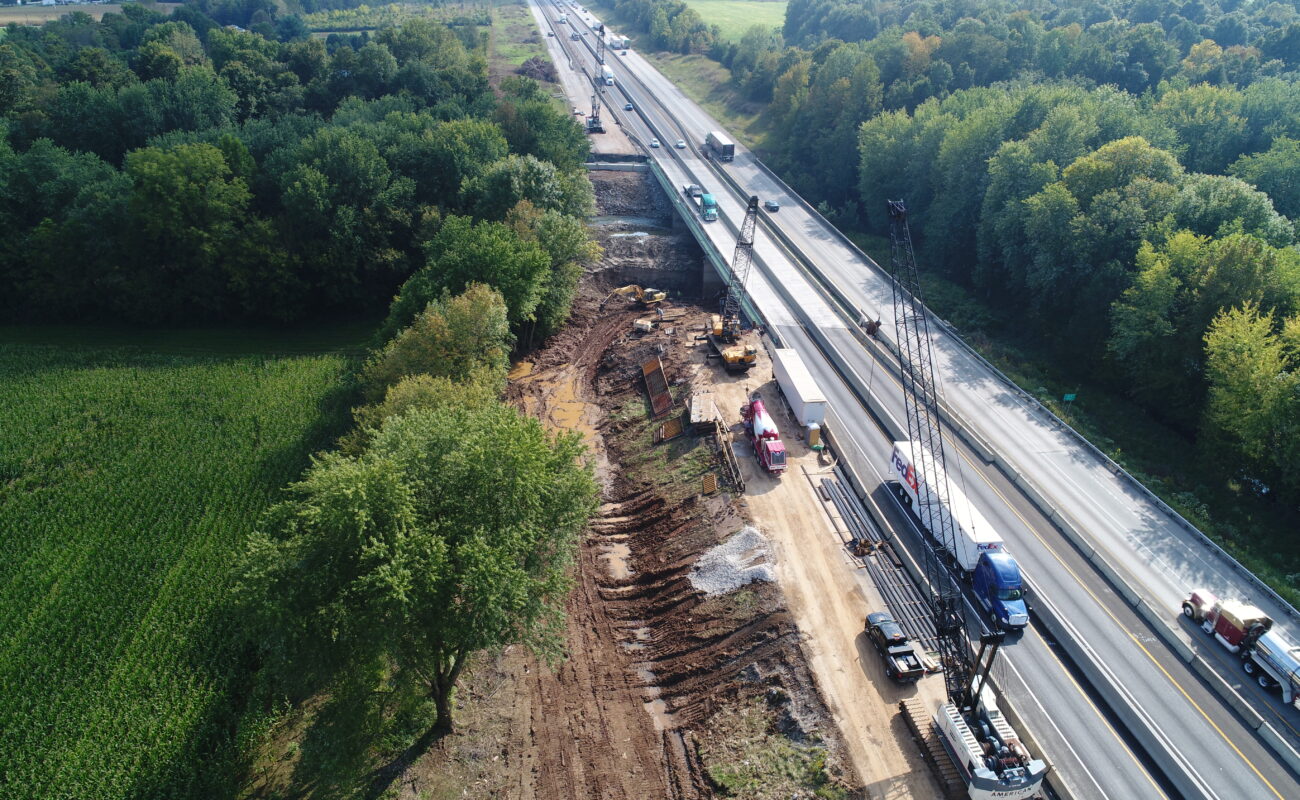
xmin=610 ymin=0 xmax=1300 ymax=513
xmin=0 ymin=0 xmax=591 ymax=342
xmin=1 ymin=3 xmax=603 ymax=796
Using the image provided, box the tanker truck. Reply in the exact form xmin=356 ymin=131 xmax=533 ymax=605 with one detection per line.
xmin=741 ymin=395 xmax=786 ymax=476
xmin=1183 ymin=589 xmax=1300 ymax=708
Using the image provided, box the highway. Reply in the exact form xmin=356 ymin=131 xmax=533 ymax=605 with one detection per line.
xmin=530 ymin=2 xmax=1300 ymax=798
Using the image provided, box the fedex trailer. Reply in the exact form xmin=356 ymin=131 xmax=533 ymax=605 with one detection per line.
xmin=891 ymin=441 xmax=1004 ymax=571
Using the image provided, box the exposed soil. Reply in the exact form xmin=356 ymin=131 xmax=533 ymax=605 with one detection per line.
xmin=481 ymin=281 xmax=861 ymax=799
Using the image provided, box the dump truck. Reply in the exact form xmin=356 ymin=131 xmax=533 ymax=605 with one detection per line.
xmin=681 ymin=184 xmax=718 ymax=222
xmin=770 ymin=348 xmax=826 ymax=450
xmin=865 ymin=611 xmax=924 ymax=682
xmin=1183 ymin=589 xmax=1300 ymax=708
xmin=741 ymin=395 xmax=786 ymax=475
xmin=705 ymin=130 xmax=735 ymax=162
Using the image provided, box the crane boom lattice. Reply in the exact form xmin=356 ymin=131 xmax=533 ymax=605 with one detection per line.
xmin=596 ymin=23 xmax=605 ymax=65
xmin=887 ymin=199 xmax=992 ymax=708
xmin=721 ymin=196 xmax=760 ymax=328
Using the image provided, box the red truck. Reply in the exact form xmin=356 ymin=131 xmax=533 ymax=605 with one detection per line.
xmin=741 ymin=396 xmax=787 ymax=476
xmin=1182 ymin=589 xmax=1272 ymax=653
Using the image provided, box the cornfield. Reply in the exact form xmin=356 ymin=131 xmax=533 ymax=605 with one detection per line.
xmin=0 ymin=339 xmax=354 ymax=799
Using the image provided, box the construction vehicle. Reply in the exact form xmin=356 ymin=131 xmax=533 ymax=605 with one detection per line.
xmin=886 ymin=199 xmax=1045 ymax=800
xmin=586 ymin=94 xmax=604 ymax=134
xmin=740 ymin=395 xmax=786 ymax=475
xmin=1183 ymin=590 xmax=1300 ymax=707
xmin=681 ymin=184 xmax=719 ymax=222
xmin=702 ymin=194 xmax=760 ymax=371
xmin=771 ymin=347 xmax=826 ymax=449
xmin=866 ymin=611 xmax=925 ymax=682
xmin=705 ymin=130 xmax=735 ymax=162
xmin=599 ymin=284 xmax=666 ymax=310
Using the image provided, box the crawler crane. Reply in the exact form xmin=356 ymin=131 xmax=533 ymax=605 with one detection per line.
xmin=704 ymin=196 xmax=760 ymax=372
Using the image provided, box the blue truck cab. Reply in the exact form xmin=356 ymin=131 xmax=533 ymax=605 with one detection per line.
xmin=973 ymin=552 xmax=1029 ymax=630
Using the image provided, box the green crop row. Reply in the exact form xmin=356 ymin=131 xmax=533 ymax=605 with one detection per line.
xmin=0 ymin=338 xmax=355 ymax=799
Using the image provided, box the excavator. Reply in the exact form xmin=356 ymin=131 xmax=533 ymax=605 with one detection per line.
xmin=600 ymin=285 xmax=667 ymax=310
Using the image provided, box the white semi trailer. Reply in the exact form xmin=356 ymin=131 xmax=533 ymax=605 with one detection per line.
xmin=890 ymin=441 xmax=1005 ymax=571
xmin=771 ymin=347 xmax=826 ymax=449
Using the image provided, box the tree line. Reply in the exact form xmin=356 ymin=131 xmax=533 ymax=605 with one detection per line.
xmin=3 ymin=0 xmax=606 ymax=781
xmin=1 ymin=2 xmax=590 ymax=344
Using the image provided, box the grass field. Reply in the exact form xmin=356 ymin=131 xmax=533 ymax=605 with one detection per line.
xmin=491 ymin=0 xmax=549 ymax=70
xmin=681 ymin=0 xmax=786 ymax=40
xmin=0 ymin=330 xmax=358 ymax=799
xmin=0 ymin=3 xmax=181 ymax=25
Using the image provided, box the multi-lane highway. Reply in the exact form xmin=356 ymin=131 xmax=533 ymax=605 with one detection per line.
xmin=529 ymin=3 xmax=1300 ymax=797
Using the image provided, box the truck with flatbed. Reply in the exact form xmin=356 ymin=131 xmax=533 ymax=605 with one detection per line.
xmin=770 ymin=347 xmax=826 ymax=450
xmin=865 ymin=611 xmax=925 ymax=682
xmin=681 ymin=183 xmax=718 ymax=222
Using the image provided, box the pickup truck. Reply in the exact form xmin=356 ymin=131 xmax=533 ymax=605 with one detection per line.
xmin=866 ymin=611 xmax=924 ymax=682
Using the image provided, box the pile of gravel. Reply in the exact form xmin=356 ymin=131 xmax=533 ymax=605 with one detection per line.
xmin=689 ymin=526 xmax=774 ymax=596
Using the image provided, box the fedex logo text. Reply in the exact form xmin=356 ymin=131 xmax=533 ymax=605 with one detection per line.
xmin=892 ymin=449 xmax=919 ymax=493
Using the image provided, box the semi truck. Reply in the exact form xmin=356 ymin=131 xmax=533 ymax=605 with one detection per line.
xmin=971 ymin=551 xmax=1029 ymax=631
xmin=891 ymin=441 xmax=1029 ymax=629
xmin=681 ymin=184 xmax=718 ymax=222
xmin=770 ymin=347 xmax=826 ymax=450
xmin=558 ymin=13 xmax=567 ymax=23
xmin=705 ymin=130 xmax=735 ymax=162
xmin=1183 ymin=589 xmax=1300 ymax=708
xmin=600 ymin=64 xmax=614 ymax=85
xmin=741 ymin=395 xmax=786 ymax=475
xmin=608 ymin=34 xmax=629 ymax=49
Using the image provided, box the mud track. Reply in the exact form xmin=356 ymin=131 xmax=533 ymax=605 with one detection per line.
xmin=502 ymin=285 xmax=856 ymax=798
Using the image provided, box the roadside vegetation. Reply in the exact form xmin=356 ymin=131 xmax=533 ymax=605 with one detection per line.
xmin=1 ymin=1 xmax=601 ymax=796
xmin=589 ymin=0 xmax=1300 ymax=602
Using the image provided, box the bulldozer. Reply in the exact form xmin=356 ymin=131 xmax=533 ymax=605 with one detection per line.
xmin=600 ymin=285 xmax=667 ymax=310
xmin=706 ymin=313 xmax=757 ymax=372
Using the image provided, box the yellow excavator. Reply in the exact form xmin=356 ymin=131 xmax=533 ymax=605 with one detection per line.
xmin=708 ymin=313 xmax=757 ymax=372
xmin=600 ymin=285 xmax=667 ymax=310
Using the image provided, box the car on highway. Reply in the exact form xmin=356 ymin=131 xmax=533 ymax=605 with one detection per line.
xmin=764 ymin=199 xmax=780 ymax=212
xmin=649 ymin=138 xmax=660 ymax=148
xmin=624 ymin=103 xmax=634 ymax=111
xmin=675 ymin=139 xmax=686 ymax=149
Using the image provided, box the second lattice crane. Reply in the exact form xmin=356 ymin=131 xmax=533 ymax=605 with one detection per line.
xmin=705 ymin=195 xmax=760 ymax=372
